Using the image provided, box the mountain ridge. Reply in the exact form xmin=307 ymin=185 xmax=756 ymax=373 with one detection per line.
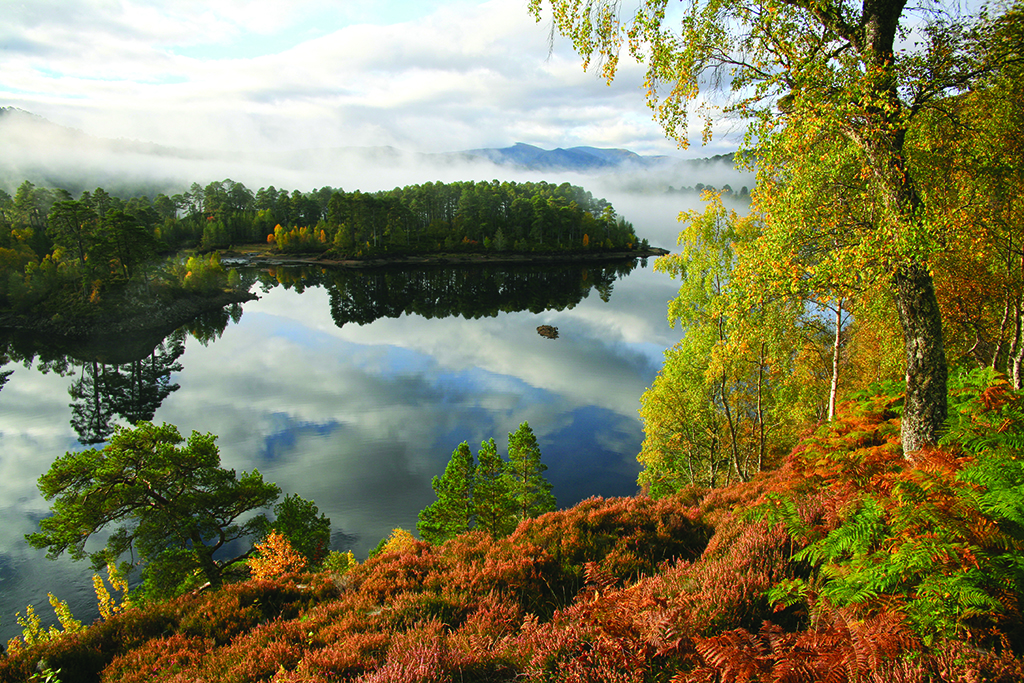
xmin=0 ymin=107 xmax=734 ymax=173
xmin=0 ymin=106 xmax=747 ymax=196
xmin=454 ymin=141 xmax=680 ymax=171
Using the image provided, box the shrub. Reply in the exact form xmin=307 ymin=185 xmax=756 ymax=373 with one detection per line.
xmin=509 ymin=495 xmax=710 ymax=593
xmin=248 ymin=532 xmax=308 ymax=580
xmin=322 ymin=550 xmax=358 ymax=576
xmin=8 ymin=395 xmax=1024 ymax=683
xmin=757 ymin=375 xmax=1024 ymax=645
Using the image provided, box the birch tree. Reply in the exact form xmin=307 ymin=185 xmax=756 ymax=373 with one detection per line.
xmin=529 ymin=0 xmax=1007 ymax=454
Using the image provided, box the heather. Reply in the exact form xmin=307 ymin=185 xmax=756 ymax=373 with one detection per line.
xmin=5 ymin=372 xmax=1024 ymax=682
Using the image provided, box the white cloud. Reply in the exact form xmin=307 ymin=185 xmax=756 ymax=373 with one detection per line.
xmin=0 ymin=0 xmax=726 ymax=156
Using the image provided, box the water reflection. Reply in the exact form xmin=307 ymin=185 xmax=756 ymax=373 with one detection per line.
xmin=0 ymin=313 xmax=236 ymax=444
xmin=187 ymin=303 xmax=244 ymax=346
xmin=3 ymin=262 xmax=637 ymax=445
xmin=0 ymin=257 xmax=660 ymax=641
xmin=0 ymin=352 xmax=11 ymax=393
xmin=68 ymin=337 xmax=185 ymax=444
xmin=255 ymin=260 xmax=637 ymax=328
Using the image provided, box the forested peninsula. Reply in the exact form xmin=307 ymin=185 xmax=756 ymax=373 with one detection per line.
xmin=0 ymin=178 xmax=647 ymax=336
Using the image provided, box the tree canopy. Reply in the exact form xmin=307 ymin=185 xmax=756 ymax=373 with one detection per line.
xmin=417 ymin=441 xmax=478 ymax=544
xmin=26 ymin=422 xmax=281 ymax=596
xmin=269 ymin=494 xmax=332 ymax=568
xmin=417 ymin=423 xmax=554 ymax=544
xmin=530 ymin=0 xmax=1021 ymax=454
xmin=0 ymin=177 xmax=643 ymax=326
xmin=507 ymin=421 xmax=556 ymax=520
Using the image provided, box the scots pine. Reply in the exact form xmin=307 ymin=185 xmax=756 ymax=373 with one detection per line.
xmin=473 ymin=438 xmax=517 ymax=537
xmin=417 ymin=442 xmax=476 ymax=543
xmin=507 ymin=421 xmax=556 ymax=521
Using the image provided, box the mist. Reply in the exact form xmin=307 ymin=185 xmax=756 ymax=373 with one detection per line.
xmin=0 ymin=109 xmax=754 ymax=251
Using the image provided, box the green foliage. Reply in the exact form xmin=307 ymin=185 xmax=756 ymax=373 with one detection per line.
xmin=136 ymin=549 xmax=213 ymax=603
xmin=639 ymin=195 xmax=827 ymax=496
xmin=270 ymin=494 xmax=331 ymax=567
xmin=102 ymin=208 xmax=156 ymax=281
xmin=28 ymin=663 xmax=62 ymax=683
xmin=46 ymin=200 xmax=97 ymax=278
xmin=269 ymin=179 xmax=633 ymax=257
xmin=418 ymin=426 xmax=554 ymax=545
xmin=180 ymin=252 xmax=227 ymax=293
xmin=417 ymin=442 xmax=477 ymax=544
xmin=473 ymin=438 xmax=517 ymax=536
xmin=322 ymin=550 xmax=358 ymax=576
xmin=759 ymin=373 xmax=1024 ymax=645
xmin=6 ymin=456 xmax=1024 ymax=682
xmin=532 ymin=0 xmax=1024 ymax=453
xmin=506 ymin=421 xmax=556 ymax=521
xmin=26 ymin=422 xmax=281 ymax=597
xmin=2 ymin=177 xmax=647 ymax=330
xmin=639 ymin=328 xmax=728 ymax=496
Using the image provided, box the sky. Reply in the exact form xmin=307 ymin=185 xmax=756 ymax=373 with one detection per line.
xmin=0 ymin=0 xmax=731 ymax=158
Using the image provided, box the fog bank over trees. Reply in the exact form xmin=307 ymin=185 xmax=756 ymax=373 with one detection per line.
xmin=0 ymin=107 xmax=755 ymax=211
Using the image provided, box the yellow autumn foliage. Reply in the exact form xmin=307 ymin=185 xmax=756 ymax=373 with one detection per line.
xmin=248 ymin=531 xmax=308 ymax=580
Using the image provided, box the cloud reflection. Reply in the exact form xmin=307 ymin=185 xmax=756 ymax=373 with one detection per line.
xmin=0 ymin=260 xmax=685 ymax=644
xmin=142 ymin=268 xmax=672 ymax=554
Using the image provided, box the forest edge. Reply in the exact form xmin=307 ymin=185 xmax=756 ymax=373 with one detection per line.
xmin=219 ymin=243 xmax=669 ymax=269
xmin=0 ymin=244 xmax=666 ymax=342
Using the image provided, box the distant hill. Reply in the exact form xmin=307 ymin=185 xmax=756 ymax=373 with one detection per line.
xmin=0 ymin=107 xmax=749 ymax=196
xmin=452 ymin=142 xmax=680 ymax=172
xmin=0 ymin=107 xmax=218 ymax=196
xmin=0 ymin=107 xmax=207 ymax=159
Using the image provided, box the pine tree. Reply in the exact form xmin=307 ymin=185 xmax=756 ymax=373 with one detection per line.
xmin=506 ymin=422 xmax=556 ymax=521
xmin=26 ymin=422 xmax=280 ymax=592
xmin=473 ymin=438 xmax=517 ymax=536
xmin=270 ymin=494 xmax=331 ymax=567
xmin=417 ymin=441 xmax=476 ymax=544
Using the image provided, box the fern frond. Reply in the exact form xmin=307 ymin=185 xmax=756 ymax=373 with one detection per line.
xmin=795 ymin=496 xmax=886 ymax=566
xmin=767 ymin=578 xmax=811 ymax=610
xmin=693 ymin=628 xmax=766 ymax=681
xmin=583 ymin=561 xmax=617 ymax=595
xmin=750 ymin=493 xmax=816 ymax=547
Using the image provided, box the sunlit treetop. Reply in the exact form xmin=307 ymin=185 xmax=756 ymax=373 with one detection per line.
xmin=529 ymin=0 xmax=1007 ymax=152
xmin=530 ymin=0 xmax=1024 ymax=454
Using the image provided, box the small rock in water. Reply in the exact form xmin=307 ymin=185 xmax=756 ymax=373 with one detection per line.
xmin=537 ymin=325 xmax=559 ymax=339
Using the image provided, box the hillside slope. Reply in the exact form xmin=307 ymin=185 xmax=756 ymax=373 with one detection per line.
xmin=4 ymin=374 xmax=1024 ymax=682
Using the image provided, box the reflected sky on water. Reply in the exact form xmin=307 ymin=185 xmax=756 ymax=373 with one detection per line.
xmin=0 ymin=191 xmax=714 ymax=640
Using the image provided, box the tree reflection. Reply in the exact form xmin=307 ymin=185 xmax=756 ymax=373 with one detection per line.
xmin=2 ymin=260 xmax=637 ymax=444
xmin=1 ymin=303 xmax=235 ymax=444
xmin=325 ymin=263 xmax=632 ymax=328
xmin=186 ymin=303 xmax=242 ymax=346
xmin=108 ymin=332 xmax=186 ymax=424
xmin=69 ymin=360 xmax=118 ymax=444
xmin=254 ymin=261 xmax=635 ymax=329
xmin=68 ymin=333 xmax=186 ymax=444
xmin=0 ymin=351 xmax=12 ymax=394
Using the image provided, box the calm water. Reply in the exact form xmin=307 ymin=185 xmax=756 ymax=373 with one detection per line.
xmin=0 ymin=189 xmax=757 ymax=641
xmin=0 ymin=237 xmax=694 ymax=640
